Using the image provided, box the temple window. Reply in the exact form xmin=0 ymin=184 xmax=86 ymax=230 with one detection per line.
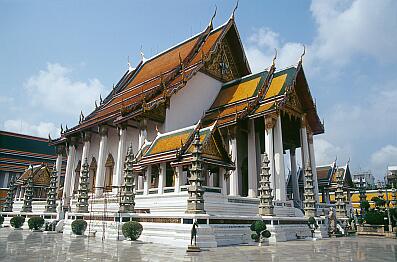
xmin=166 ymin=162 xmax=174 ymax=187
xmin=151 ymin=165 xmax=159 ymax=188
xmin=73 ymin=160 xmax=81 ymax=195
xmin=89 ymin=157 xmax=97 ymax=192
xmin=104 ymin=154 xmax=114 ymax=192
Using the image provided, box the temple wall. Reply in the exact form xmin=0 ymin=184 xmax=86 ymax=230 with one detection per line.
xmin=164 ymin=72 xmax=222 ymax=132
xmin=107 ymin=127 xmax=119 ymax=160
xmin=88 ymin=133 xmax=100 ymax=163
xmin=125 ymin=127 xmax=140 ymax=152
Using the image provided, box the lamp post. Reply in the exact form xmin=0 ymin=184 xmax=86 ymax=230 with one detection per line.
xmin=382 ymin=179 xmax=393 ymax=232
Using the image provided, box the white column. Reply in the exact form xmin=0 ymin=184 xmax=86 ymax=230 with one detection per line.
xmin=3 ymin=172 xmax=10 ymax=187
xmin=290 ymin=148 xmax=301 ymax=203
xmin=55 ymin=146 xmax=64 ymax=192
xmin=113 ymin=126 xmax=127 ymax=194
xmin=137 ymin=176 xmax=144 ymax=190
xmin=220 ymin=167 xmax=228 ymax=195
xmin=95 ymin=126 xmax=108 ymax=197
xmin=274 ymin=114 xmax=286 ymax=201
xmin=300 ymin=115 xmax=310 ymax=170
xmin=63 ymin=140 xmax=77 ymax=208
xmin=264 ymin=116 xmax=276 ymax=191
xmin=248 ymin=119 xmax=258 ymax=198
xmin=138 ymin=119 xmax=147 ymax=148
xmin=208 ymin=171 xmax=214 ymax=187
xmin=174 ymin=166 xmax=183 ymax=193
xmin=143 ymin=165 xmax=151 ymax=195
xmin=158 ymin=163 xmax=166 ymax=194
xmin=308 ymin=132 xmax=320 ymax=202
xmin=228 ymin=131 xmax=239 ymax=196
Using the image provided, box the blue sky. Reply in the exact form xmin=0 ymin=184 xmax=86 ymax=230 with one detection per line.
xmin=1 ymin=0 xmax=396 ymax=179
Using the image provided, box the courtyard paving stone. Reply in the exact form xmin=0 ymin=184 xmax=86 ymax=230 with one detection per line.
xmin=0 ymin=227 xmax=396 ymax=261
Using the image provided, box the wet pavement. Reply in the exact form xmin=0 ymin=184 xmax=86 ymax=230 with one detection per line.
xmin=0 ymin=227 xmax=396 ymax=261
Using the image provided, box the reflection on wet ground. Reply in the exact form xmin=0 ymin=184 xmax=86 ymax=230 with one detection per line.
xmin=0 ymin=228 xmax=396 ymax=261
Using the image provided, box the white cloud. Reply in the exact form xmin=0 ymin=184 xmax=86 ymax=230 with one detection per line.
xmin=3 ymin=119 xmax=59 ymax=138
xmin=24 ymin=63 xmax=106 ymax=117
xmin=370 ymin=145 xmax=397 ymax=174
xmin=314 ymin=137 xmax=348 ymax=166
xmin=246 ymin=28 xmax=303 ymax=73
xmin=310 ymin=0 xmax=397 ymax=65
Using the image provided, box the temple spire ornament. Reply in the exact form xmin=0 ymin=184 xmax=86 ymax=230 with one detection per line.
xmin=2 ymin=178 xmax=16 ymax=212
xmin=22 ymin=169 xmax=34 ymax=212
xmin=209 ymin=6 xmax=217 ymax=29
xmin=258 ymin=153 xmax=274 ymax=216
xmin=119 ymin=144 xmax=136 ymax=213
xmin=76 ymin=159 xmax=90 ymax=213
xmin=303 ymin=162 xmax=316 ymax=217
xmin=45 ymin=165 xmax=58 ymax=213
xmin=186 ymin=131 xmax=205 ymax=214
xmin=231 ymin=0 xmax=239 ymax=19
xmin=335 ymin=170 xmax=346 ymax=218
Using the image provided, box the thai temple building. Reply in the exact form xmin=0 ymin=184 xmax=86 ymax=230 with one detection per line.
xmin=1 ymin=9 xmax=329 ymax=247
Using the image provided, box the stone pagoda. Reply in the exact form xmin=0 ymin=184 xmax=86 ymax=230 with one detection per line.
xmin=22 ymin=173 xmax=34 ymax=212
xmin=258 ymin=153 xmax=274 ymax=216
xmin=76 ymin=158 xmax=90 ymax=213
xmin=303 ymin=163 xmax=316 ymax=217
xmin=186 ymin=131 xmax=205 ymax=214
xmin=119 ymin=145 xmax=136 ymax=213
xmin=358 ymin=177 xmax=367 ymax=214
xmin=45 ymin=165 xmax=58 ymax=213
xmin=2 ymin=179 xmax=16 ymax=212
xmin=335 ymin=170 xmax=346 ymax=218
xmin=391 ymin=185 xmax=397 ymax=206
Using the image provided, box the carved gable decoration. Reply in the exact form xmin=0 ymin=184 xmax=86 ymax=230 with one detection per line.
xmin=33 ymin=167 xmax=51 ymax=185
xmin=202 ymin=40 xmax=239 ymax=82
xmin=283 ymin=89 xmax=304 ymax=117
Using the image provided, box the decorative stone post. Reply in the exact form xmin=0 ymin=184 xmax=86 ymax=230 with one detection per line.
xmin=119 ymin=145 xmax=136 ymax=213
xmin=258 ymin=153 xmax=274 ymax=216
xmin=45 ymin=166 xmax=58 ymax=213
xmin=22 ymin=173 xmax=34 ymax=212
xmin=377 ymin=182 xmax=384 ymax=199
xmin=303 ymin=163 xmax=316 ymax=217
xmin=335 ymin=170 xmax=346 ymax=218
xmin=391 ymin=185 xmax=397 ymax=206
xmin=3 ymin=179 xmax=16 ymax=212
xmin=186 ymin=131 xmax=205 ymax=214
xmin=76 ymin=159 xmax=90 ymax=213
xmin=358 ymin=177 xmax=367 ymax=215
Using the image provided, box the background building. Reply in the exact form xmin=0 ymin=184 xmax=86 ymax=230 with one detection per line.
xmin=352 ymin=170 xmax=375 ymax=189
xmin=0 ymin=131 xmax=65 ymax=208
xmin=386 ymin=165 xmax=397 ymax=187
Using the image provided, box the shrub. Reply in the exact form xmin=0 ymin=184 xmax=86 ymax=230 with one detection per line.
xmin=122 ymin=221 xmax=143 ymax=241
xmin=28 ymin=216 xmax=45 ymax=230
xmin=250 ymin=220 xmax=271 ymax=242
xmin=360 ymin=200 xmax=370 ymax=211
xmin=0 ymin=215 xmax=4 ymax=225
xmin=365 ymin=210 xmax=385 ymax=225
xmin=371 ymin=197 xmax=386 ymax=208
xmin=10 ymin=216 xmax=25 ymax=229
xmin=71 ymin=219 xmax=87 ymax=235
xmin=307 ymin=217 xmax=318 ymax=229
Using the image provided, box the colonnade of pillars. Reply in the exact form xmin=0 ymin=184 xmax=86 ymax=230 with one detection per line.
xmin=57 ymin=113 xmax=319 ymax=208
xmin=242 ymin=114 xmax=319 ymax=204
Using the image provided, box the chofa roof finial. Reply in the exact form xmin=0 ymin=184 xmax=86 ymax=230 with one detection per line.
xmin=300 ymin=44 xmax=306 ymax=64
xmin=231 ymin=0 xmax=239 ymax=19
xmin=209 ymin=5 xmax=217 ymax=29
xmin=272 ymin=48 xmax=277 ymax=67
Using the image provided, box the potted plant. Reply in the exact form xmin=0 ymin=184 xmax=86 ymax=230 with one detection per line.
xmin=250 ymin=220 xmax=271 ymax=246
xmin=10 ymin=216 xmax=25 ymax=230
xmin=122 ymin=221 xmax=143 ymax=241
xmin=28 ymin=216 xmax=45 ymax=231
xmin=71 ymin=219 xmax=87 ymax=236
xmin=307 ymin=217 xmax=319 ymax=239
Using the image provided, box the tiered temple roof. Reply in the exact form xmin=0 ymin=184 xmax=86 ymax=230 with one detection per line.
xmin=16 ymin=164 xmax=51 ymax=186
xmin=58 ymin=17 xmax=251 ymax=138
xmin=138 ymin=122 xmax=232 ymax=168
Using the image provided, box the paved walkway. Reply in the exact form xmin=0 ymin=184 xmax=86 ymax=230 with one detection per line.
xmin=0 ymin=228 xmax=396 ymax=261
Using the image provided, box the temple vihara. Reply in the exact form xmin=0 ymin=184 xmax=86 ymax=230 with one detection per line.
xmin=1 ymin=9 xmax=329 ymax=247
